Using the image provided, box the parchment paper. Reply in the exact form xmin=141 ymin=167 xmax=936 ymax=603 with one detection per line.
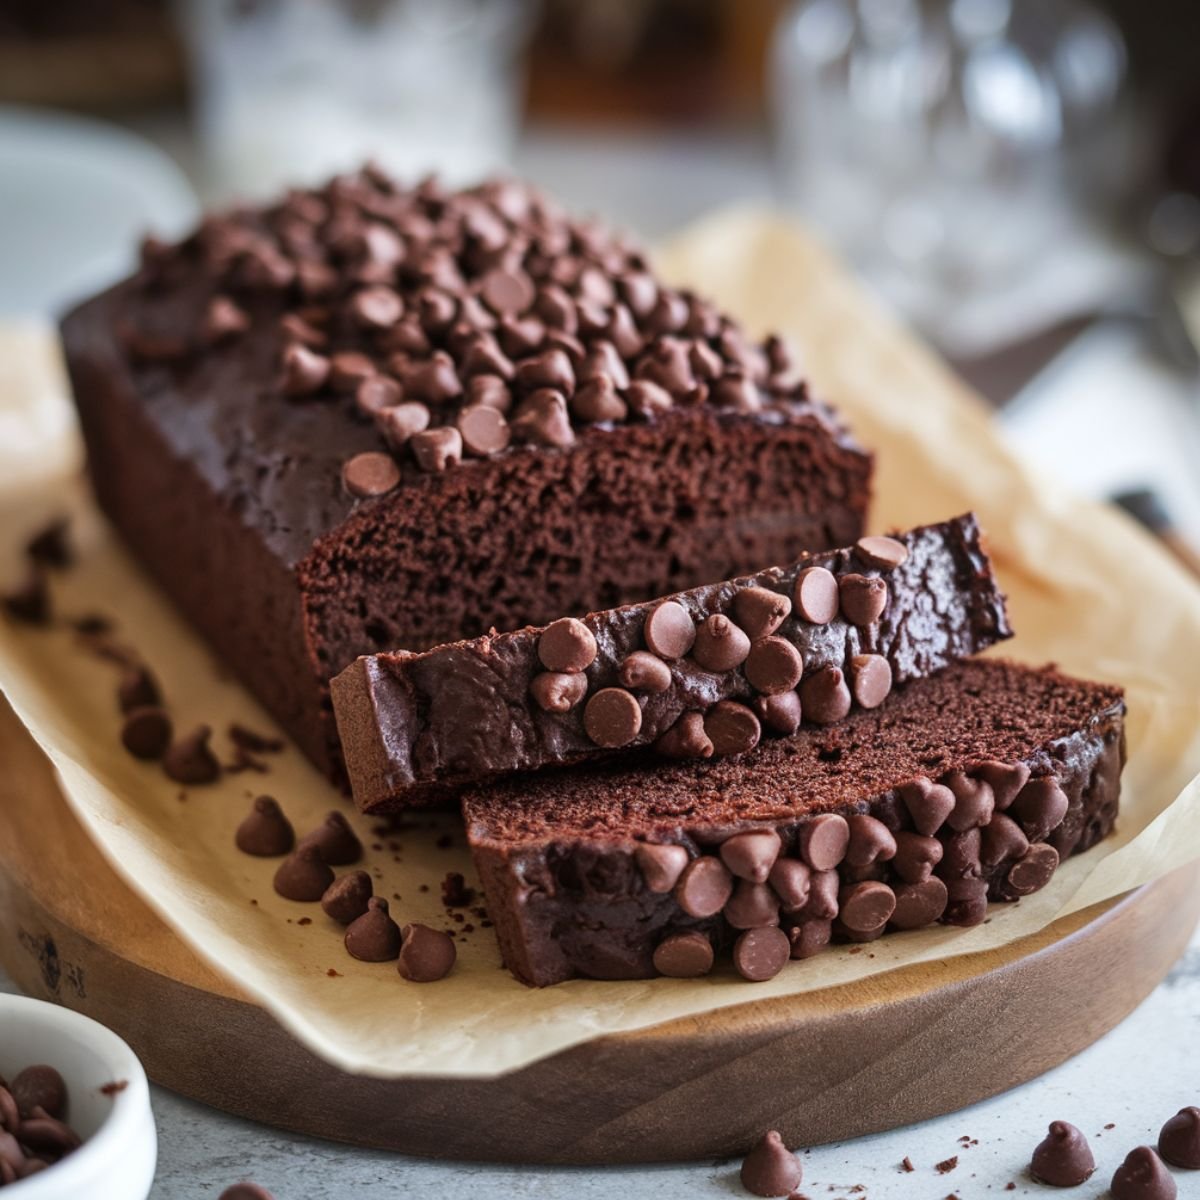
xmin=1 ymin=212 xmax=1198 ymax=1079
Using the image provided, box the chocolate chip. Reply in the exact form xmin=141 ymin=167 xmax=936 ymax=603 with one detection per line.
xmin=634 ymin=843 xmax=689 ymax=893
xmin=691 ymin=613 xmax=751 ymax=672
xmin=711 ymin=374 xmax=761 ymax=412
xmin=731 ymin=586 xmax=792 ymax=640
xmin=653 ymin=931 xmax=714 ymax=978
xmin=899 ymin=777 xmax=957 ymax=836
xmin=744 ymin=636 xmax=803 ymax=695
xmin=342 ymin=451 xmax=401 ymax=497
xmin=0 ymin=1131 xmax=20 ymax=1174
xmin=481 ymin=266 xmax=535 ymax=315
xmin=538 ymin=617 xmax=597 ymax=672
xmin=839 ymin=574 xmax=888 ymax=625
xmin=321 ymin=870 xmax=373 ymax=925
xmin=855 ymin=535 xmax=909 ymax=570
xmin=788 ymin=918 xmax=832 ymax=959
xmin=456 ymin=405 xmax=511 ymax=457
xmin=345 ymin=897 xmax=402 ymax=962
xmin=273 ymin=845 xmax=334 ymax=902
xmin=768 ymin=858 xmax=811 ymax=910
xmin=1031 ymin=1121 xmax=1096 ymax=1187
xmin=398 ymin=923 xmax=457 ymax=982
xmin=720 ymin=830 xmax=782 ymax=883
xmin=512 ymin=388 xmax=575 ymax=447
xmin=798 ymin=813 xmax=850 ymax=871
xmin=2 ymin=572 xmax=49 ymax=625
xmin=942 ymin=877 xmax=989 ymax=926
xmin=643 ymin=600 xmax=695 ymax=659
xmin=460 ymin=334 xmax=515 ymax=381
xmin=793 ymin=566 xmax=839 ymax=625
xmin=889 ymin=877 xmax=948 ymax=929
xmin=235 ymin=796 xmax=295 ymax=857
xmin=375 ymin=400 xmax=431 ymax=448
xmin=753 ymin=690 xmax=802 ymax=736
xmin=299 ymin=812 xmax=363 ymax=865
xmin=1111 ymin=1147 xmax=1177 ymax=1200
xmin=515 ymin=348 xmax=575 ymax=394
xmin=838 ymin=881 xmax=896 ymax=934
xmin=674 ymin=856 xmax=734 ymax=918
xmin=618 ymin=650 xmax=672 ymax=693
xmin=280 ymin=343 xmax=330 ymax=395
xmin=849 ymin=653 xmax=892 ymax=709
xmin=1009 ymin=777 xmax=1070 ymax=841
xmin=938 ymin=828 xmax=983 ymax=880
xmin=654 ymin=711 xmax=714 ymax=760
xmin=625 ymin=379 xmax=674 ymax=418
xmin=329 ymin=351 xmax=377 ymax=391
xmin=467 ymin=374 xmax=512 ymax=412
xmin=703 ymin=700 xmax=761 ymax=756
xmin=410 ymin=426 xmax=463 ymax=473
xmin=404 ymin=351 xmax=462 ymax=403
xmin=417 ymin=287 xmax=458 ymax=332
xmin=355 ymin=375 xmax=402 ymax=417
xmin=1005 ymin=843 xmax=1059 ymax=895
xmin=571 ymin=376 xmax=628 ymax=423
xmin=163 ymin=725 xmax=220 ymax=784
xmin=202 ymin=295 xmax=251 ymax=343
xmin=732 ymin=926 xmax=790 ymax=982
xmin=943 ymin=771 xmax=995 ymax=832
xmin=19 ymin=1106 xmax=80 ymax=1156
xmin=0 ymin=1087 xmax=17 ymax=1133
xmin=636 ymin=336 xmax=695 ymax=398
xmin=120 ymin=705 xmax=173 ymax=760
xmin=220 ymin=1186 xmax=276 ymax=1200
xmin=892 ymin=831 xmax=943 ymax=884
xmin=529 ymin=671 xmax=588 ymax=713
xmin=10 ymin=1068 xmax=65 ymax=1121
xmin=722 ymin=879 xmax=779 ymax=930
xmin=979 ymin=813 xmax=1030 ymax=868
xmin=349 ymin=285 xmax=404 ymax=329
xmin=799 ymin=666 xmax=851 ymax=725
xmin=583 ymin=688 xmax=642 ymax=747
xmin=971 ymin=759 xmax=1031 ymax=810
xmin=1159 ymin=1107 xmax=1200 ymax=1169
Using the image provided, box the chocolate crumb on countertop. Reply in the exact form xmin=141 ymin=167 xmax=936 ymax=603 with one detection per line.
xmin=936 ymin=1156 xmax=958 ymax=1174
xmin=229 ymin=723 xmax=286 ymax=754
xmin=98 ymin=1080 xmax=128 ymax=1097
xmin=2 ymin=571 xmax=50 ymax=625
xmin=25 ymin=518 xmax=73 ymax=569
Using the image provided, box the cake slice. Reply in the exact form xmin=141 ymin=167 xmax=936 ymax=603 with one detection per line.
xmin=61 ymin=169 xmax=871 ymax=779
xmin=333 ymin=513 xmax=1010 ymax=811
xmin=463 ymin=659 xmax=1124 ymax=986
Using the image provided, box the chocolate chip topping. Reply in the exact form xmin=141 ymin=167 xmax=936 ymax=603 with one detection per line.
xmin=163 ymin=724 xmax=220 ymax=784
xmin=117 ymin=664 xmax=161 ymax=713
xmin=855 ymin=535 xmax=909 ymax=570
xmin=703 ymin=700 xmax=761 ymax=756
xmin=793 ymin=565 xmax=839 ymax=625
xmin=939 ymin=828 xmax=983 ymax=880
xmin=748 ymin=692 xmax=799 ymax=737
xmin=398 ymin=923 xmax=457 ymax=982
xmin=375 ymin=400 xmax=431 ymax=447
xmin=674 ymin=856 xmax=734 ymax=918
xmin=529 ymin=671 xmax=588 ymax=713
xmin=803 ymin=869 xmax=840 ymax=920
xmin=971 ymin=759 xmax=1031 ymax=810
xmin=273 ymin=845 xmax=334 ymax=902
xmin=618 ymin=650 xmax=672 ymax=693
xmin=845 ymin=815 xmax=897 ymax=868
xmin=768 ymin=858 xmax=811 ymax=910
xmin=654 ymin=711 xmax=714 ymax=759
xmin=788 ymin=919 xmax=833 ymax=959
xmin=732 ymin=586 xmax=792 ymax=640
xmin=345 ymin=896 xmax=402 ymax=961
xmin=652 ymin=931 xmax=714 ymax=978
xmin=236 ymin=796 xmax=295 ymax=856
xmin=839 ymin=573 xmax=888 ymax=625
xmin=732 ymin=926 xmax=790 ymax=982
xmin=719 ymin=830 xmax=782 ymax=883
xmin=799 ymin=665 xmax=851 ymax=725
xmin=321 ymin=870 xmax=373 ymax=925
xmin=691 ymin=613 xmax=751 ymax=673
xmin=1031 ymin=1121 xmax=1096 ymax=1187
xmin=979 ymin=813 xmax=1029 ymax=868
xmin=342 ymin=451 xmax=401 ymax=498
xmin=725 ymin=881 xmax=782 ymax=929
xmin=892 ymin=831 xmax=943 ymax=884
xmin=121 ymin=706 xmax=173 ymax=760
xmin=890 ymin=878 xmax=948 ymax=929
xmin=1009 ymin=777 xmax=1070 ymax=841
xmin=280 ymin=343 xmax=330 ymax=395
xmin=538 ymin=617 xmax=597 ymax=673
xmin=744 ymin=636 xmax=803 ymax=695
xmin=634 ymin=843 xmax=689 ymax=894
xmin=10 ymin=1068 xmax=65 ymax=1121
xmin=799 ymin=813 xmax=850 ymax=871
xmin=1005 ymin=843 xmax=1060 ymax=895
xmin=838 ymin=880 xmax=896 ymax=934
xmin=900 ymin=777 xmax=957 ymax=837
xmin=943 ymin=876 xmax=989 ymax=926
xmin=1159 ymin=1107 xmax=1200 ymax=1169
xmin=456 ymin=405 xmax=511 ymax=457
xmin=299 ymin=811 xmax=363 ymax=865
xmin=849 ymin=653 xmax=892 ymax=709
xmin=1111 ymin=1147 xmax=1177 ymax=1200
xmin=410 ymin=426 xmax=463 ymax=472
xmin=943 ymin=771 xmax=996 ymax=831
xmin=583 ymin=687 xmax=643 ymax=747
xmin=643 ymin=599 xmax=695 ymax=660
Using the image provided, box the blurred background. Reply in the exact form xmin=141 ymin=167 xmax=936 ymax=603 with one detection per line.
xmin=0 ymin=0 xmax=1198 ymax=557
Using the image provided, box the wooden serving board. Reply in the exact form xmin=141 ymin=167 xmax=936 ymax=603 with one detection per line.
xmin=0 ymin=697 xmax=1196 ymax=1166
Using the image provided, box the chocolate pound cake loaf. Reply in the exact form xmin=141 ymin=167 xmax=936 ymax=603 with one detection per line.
xmin=60 ymin=169 xmax=872 ymax=777
xmin=334 ymin=513 xmax=1011 ymax=811
xmin=464 ymin=660 xmax=1124 ymax=986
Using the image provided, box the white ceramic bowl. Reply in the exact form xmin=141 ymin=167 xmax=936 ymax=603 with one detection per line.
xmin=0 ymin=994 xmax=156 ymax=1199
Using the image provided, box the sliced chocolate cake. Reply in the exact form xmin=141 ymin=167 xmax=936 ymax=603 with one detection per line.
xmin=60 ymin=170 xmax=872 ymax=777
xmin=333 ymin=513 xmax=1010 ymax=811
xmin=464 ymin=660 xmax=1124 ymax=987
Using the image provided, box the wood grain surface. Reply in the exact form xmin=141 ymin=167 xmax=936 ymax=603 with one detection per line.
xmin=1 ymin=698 xmax=1196 ymax=1164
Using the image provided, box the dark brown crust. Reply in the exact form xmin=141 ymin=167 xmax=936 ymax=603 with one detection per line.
xmin=334 ymin=514 xmax=1011 ymax=810
xmin=464 ymin=660 xmax=1125 ymax=987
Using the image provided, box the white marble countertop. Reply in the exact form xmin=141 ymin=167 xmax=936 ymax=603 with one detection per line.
xmin=4 ymin=920 xmax=1199 ymax=1199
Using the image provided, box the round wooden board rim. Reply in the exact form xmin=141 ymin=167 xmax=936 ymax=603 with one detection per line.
xmin=1 ymin=698 xmax=1196 ymax=1164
